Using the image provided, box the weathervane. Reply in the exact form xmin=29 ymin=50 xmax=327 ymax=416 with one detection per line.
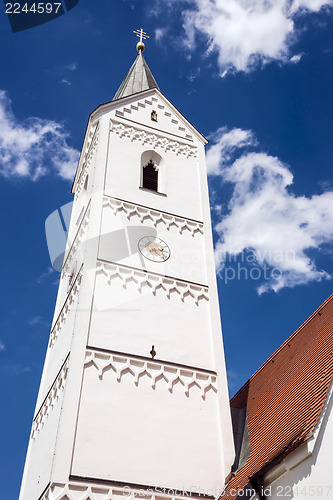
xmin=133 ymin=28 xmax=149 ymax=53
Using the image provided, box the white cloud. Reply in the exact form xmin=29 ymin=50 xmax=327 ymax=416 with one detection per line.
xmin=290 ymin=0 xmax=333 ymax=12
xmin=206 ymin=127 xmax=256 ymax=175
xmin=208 ymin=127 xmax=333 ymax=293
xmin=0 ymin=364 xmax=31 ymax=374
xmin=290 ymin=53 xmax=303 ymax=63
xmin=187 ymin=67 xmax=201 ymax=82
xmin=67 ymin=63 xmax=77 ymax=71
xmin=0 ymin=90 xmax=79 ymax=181
xmin=37 ymin=267 xmax=54 ymax=285
xmin=157 ymin=0 xmax=333 ymax=74
xmin=155 ymin=27 xmax=168 ymax=42
xmin=0 ymin=340 xmax=6 ymax=352
xmin=61 ymin=78 xmax=72 ymax=86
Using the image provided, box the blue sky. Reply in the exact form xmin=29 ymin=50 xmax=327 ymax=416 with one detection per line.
xmin=0 ymin=0 xmax=333 ymax=498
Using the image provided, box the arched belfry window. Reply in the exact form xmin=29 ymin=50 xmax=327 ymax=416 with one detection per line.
xmin=140 ymin=150 xmax=165 ymax=195
xmin=142 ymin=160 xmax=158 ymax=192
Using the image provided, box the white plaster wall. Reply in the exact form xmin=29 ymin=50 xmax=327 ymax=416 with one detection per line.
xmin=34 ymin=303 xmax=76 ymax=411
xmin=104 ymin=134 xmax=202 ymax=222
xmin=71 ymin=360 xmax=225 ymax=493
xmin=34 ymin=230 xmax=87 ymax=412
xmin=98 ymin=207 xmax=207 ymax=284
xmin=50 ymin=194 xmax=87 ymax=324
xmin=19 ymin=386 xmax=65 ymax=500
xmin=88 ymin=272 xmax=212 ymax=368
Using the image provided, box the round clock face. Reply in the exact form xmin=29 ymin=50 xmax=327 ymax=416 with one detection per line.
xmin=138 ymin=236 xmax=170 ymax=262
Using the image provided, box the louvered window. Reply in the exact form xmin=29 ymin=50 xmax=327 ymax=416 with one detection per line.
xmin=142 ymin=161 xmax=158 ymax=192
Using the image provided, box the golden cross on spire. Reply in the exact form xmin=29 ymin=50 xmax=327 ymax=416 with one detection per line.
xmin=133 ymin=28 xmax=149 ymax=53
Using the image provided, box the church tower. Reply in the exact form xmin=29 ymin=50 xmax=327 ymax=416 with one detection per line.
xmin=19 ymin=32 xmax=235 ymax=500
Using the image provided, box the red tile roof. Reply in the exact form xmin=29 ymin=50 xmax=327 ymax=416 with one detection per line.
xmin=223 ymin=294 xmax=333 ymax=499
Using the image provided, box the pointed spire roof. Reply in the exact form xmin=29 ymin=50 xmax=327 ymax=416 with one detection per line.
xmin=113 ymin=51 xmax=159 ymax=101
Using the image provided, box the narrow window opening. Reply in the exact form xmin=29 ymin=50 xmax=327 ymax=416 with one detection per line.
xmin=151 ymin=110 xmax=157 ymax=122
xmin=84 ymin=175 xmax=88 ymax=191
xmin=142 ymin=160 xmax=158 ymax=192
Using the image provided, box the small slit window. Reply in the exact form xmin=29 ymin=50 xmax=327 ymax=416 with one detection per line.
xmin=84 ymin=175 xmax=88 ymax=191
xmin=142 ymin=160 xmax=158 ymax=192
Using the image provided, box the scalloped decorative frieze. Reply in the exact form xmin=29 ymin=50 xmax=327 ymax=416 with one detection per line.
xmin=62 ymin=201 xmax=91 ymax=274
xmin=41 ymin=481 xmax=207 ymax=500
xmin=103 ymin=196 xmax=204 ymax=237
xmin=75 ymin=121 xmax=100 ymax=199
xmin=110 ymin=120 xmax=197 ymax=159
xmin=96 ymin=261 xmax=209 ymax=306
xmin=49 ymin=267 xmax=83 ymax=347
xmin=85 ymin=349 xmax=217 ymax=399
xmin=31 ymin=358 xmax=69 ymax=439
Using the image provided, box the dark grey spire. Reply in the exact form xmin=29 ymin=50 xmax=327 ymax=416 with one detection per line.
xmin=113 ymin=51 xmax=159 ymax=101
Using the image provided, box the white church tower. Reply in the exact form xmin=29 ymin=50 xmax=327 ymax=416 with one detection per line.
xmin=19 ymin=31 xmax=235 ymax=500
